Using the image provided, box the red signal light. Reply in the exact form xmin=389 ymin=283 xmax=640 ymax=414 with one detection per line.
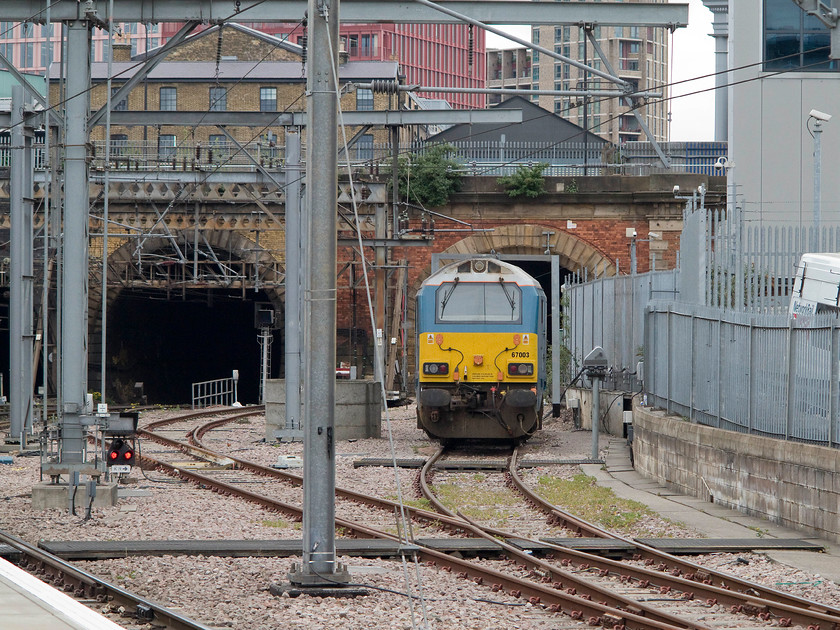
xmin=107 ymin=438 xmax=135 ymax=468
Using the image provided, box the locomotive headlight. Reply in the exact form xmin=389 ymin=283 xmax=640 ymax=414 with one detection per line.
xmin=423 ymin=362 xmax=449 ymax=376
xmin=507 ymin=362 xmax=534 ymax=376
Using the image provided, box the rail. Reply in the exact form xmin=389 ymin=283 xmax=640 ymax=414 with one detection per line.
xmin=0 ymin=529 xmax=215 ymax=630
xmin=143 ymin=410 xmax=840 ymax=629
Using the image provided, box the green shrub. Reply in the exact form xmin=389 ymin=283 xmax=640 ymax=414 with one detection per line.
xmin=398 ymin=144 xmax=462 ymax=207
xmin=497 ymin=162 xmax=549 ymax=198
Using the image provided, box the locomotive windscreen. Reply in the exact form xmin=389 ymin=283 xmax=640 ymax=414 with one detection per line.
xmin=435 ymin=280 xmax=522 ymax=323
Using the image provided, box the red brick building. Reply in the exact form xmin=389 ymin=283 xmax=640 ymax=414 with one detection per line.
xmin=162 ymin=22 xmax=487 ymax=109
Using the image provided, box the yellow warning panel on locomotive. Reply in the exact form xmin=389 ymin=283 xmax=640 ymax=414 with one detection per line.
xmin=418 ymin=331 xmax=539 ymax=383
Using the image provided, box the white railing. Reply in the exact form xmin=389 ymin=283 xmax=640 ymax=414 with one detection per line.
xmin=192 ymin=371 xmax=239 ymax=409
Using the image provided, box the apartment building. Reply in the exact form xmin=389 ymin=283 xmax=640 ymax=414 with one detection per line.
xmin=486 ymin=48 xmax=532 ymax=107
xmin=530 ymin=7 xmax=669 ymax=144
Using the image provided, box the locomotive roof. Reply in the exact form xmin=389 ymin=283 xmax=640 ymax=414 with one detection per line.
xmin=423 ymin=258 xmax=540 ymax=287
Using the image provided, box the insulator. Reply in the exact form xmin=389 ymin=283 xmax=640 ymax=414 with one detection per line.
xmin=215 ymin=28 xmax=223 ymax=66
xmin=300 ymin=36 xmax=307 ymax=64
xmin=369 ymin=79 xmax=401 ymax=94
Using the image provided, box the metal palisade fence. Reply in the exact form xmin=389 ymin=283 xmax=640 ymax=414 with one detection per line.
xmin=644 ymin=302 xmax=839 ymax=447
xmin=565 ymin=203 xmax=840 ymax=446
xmin=564 ymin=270 xmax=678 ymax=392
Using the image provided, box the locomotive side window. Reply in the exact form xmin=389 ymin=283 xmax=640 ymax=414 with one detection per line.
xmin=436 ymin=280 xmax=522 ymax=323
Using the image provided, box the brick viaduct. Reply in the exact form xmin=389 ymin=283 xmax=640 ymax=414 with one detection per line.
xmin=0 ymin=171 xmax=725 ymax=390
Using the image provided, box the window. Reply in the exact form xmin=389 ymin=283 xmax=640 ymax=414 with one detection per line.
xmin=356 ymin=87 xmax=374 ymax=110
xmin=346 ymin=34 xmax=359 ymax=56
xmin=260 ymin=87 xmax=277 ymax=112
xmin=356 ymin=133 xmax=374 ymax=160
xmin=209 ymin=87 xmax=227 ymax=111
xmin=360 ymin=34 xmax=373 ymax=56
xmin=111 ymin=87 xmax=127 ymax=111
xmin=160 ymin=87 xmax=177 ymax=111
xmin=109 ymin=134 xmax=128 ymax=156
xmin=764 ymin=0 xmax=837 ymax=71
xmin=158 ymin=134 xmax=176 ymax=159
xmin=435 ymin=281 xmax=522 ymax=323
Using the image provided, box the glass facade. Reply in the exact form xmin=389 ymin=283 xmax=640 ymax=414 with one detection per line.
xmin=764 ymin=0 xmax=838 ymax=71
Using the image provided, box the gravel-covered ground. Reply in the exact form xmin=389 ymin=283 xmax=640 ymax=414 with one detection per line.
xmin=1 ymin=405 xmax=840 ymax=629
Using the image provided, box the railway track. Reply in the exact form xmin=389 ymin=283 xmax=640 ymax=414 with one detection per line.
xmin=135 ymin=409 xmax=840 ymax=630
xmin=417 ymin=446 xmax=840 ymax=630
xmin=0 ymin=528 xmax=215 ymax=630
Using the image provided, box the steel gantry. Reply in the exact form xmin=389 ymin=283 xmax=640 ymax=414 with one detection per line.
xmin=2 ymin=0 xmax=689 ymax=589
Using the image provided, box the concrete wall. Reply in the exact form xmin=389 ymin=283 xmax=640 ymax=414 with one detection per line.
xmin=265 ymin=379 xmax=382 ymax=442
xmin=566 ymin=387 xmax=633 ymax=437
xmin=633 ymin=403 xmax=840 ymax=542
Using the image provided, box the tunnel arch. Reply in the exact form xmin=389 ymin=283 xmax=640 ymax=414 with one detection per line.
xmin=87 ymin=229 xmax=285 ymax=403
xmin=410 ymin=224 xmax=615 ymax=303
xmin=90 ymin=228 xmax=284 ymax=320
xmin=403 ymin=224 xmax=615 ymax=385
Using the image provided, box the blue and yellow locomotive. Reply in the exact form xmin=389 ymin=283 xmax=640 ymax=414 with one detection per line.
xmin=415 ymin=258 xmax=547 ymax=444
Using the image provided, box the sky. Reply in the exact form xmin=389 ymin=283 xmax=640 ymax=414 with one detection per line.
xmin=485 ymin=0 xmax=716 ymax=142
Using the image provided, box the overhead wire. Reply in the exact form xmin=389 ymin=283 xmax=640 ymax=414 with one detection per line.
xmin=351 ymin=44 xmax=836 ymax=180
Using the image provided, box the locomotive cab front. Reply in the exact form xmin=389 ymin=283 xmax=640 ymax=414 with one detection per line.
xmin=415 ymin=259 xmax=546 ymax=444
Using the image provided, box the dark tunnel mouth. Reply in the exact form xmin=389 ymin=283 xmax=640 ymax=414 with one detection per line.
xmin=103 ymin=288 xmax=283 ymax=405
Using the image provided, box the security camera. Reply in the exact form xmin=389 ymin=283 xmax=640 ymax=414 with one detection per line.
xmin=714 ymin=156 xmax=728 ymax=170
xmin=672 ymin=185 xmax=680 ymax=194
xmin=809 ymin=109 xmax=832 ymax=122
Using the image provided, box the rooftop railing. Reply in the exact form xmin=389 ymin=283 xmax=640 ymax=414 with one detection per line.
xmin=0 ymin=135 xmax=727 ymax=178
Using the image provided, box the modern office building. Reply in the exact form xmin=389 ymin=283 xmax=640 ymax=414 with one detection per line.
xmin=0 ymin=20 xmax=162 ymax=71
xmin=1 ymin=18 xmax=485 ymax=110
xmin=726 ymin=0 xmax=840 ymax=230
